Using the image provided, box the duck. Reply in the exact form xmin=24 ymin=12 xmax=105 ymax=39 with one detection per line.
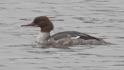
xmin=21 ymin=16 xmax=108 ymax=48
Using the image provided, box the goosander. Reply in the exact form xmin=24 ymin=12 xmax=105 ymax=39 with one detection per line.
xmin=22 ymin=16 xmax=108 ymax=48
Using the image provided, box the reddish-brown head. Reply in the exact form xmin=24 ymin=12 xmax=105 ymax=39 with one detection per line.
xmin=22 ymin=16 xmax=54 ymax=32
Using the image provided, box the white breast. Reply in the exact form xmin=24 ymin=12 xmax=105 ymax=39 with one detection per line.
xmin=36 ymin=32 xmax=50 ymax=44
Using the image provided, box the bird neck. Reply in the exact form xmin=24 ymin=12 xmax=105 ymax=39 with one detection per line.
xmin=37 ymin=32 xmax=50 ymax=44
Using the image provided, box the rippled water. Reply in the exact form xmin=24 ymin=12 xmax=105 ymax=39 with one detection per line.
xmin=0 ymin=0 xmax=124 ymax=70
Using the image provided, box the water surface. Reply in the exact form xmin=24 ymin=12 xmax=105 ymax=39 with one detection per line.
xmin=0 ymin=0 xmax=124 ymax=70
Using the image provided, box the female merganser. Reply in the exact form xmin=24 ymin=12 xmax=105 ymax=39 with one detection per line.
xmin=21 ymin=16 xmax=108 ymax=48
